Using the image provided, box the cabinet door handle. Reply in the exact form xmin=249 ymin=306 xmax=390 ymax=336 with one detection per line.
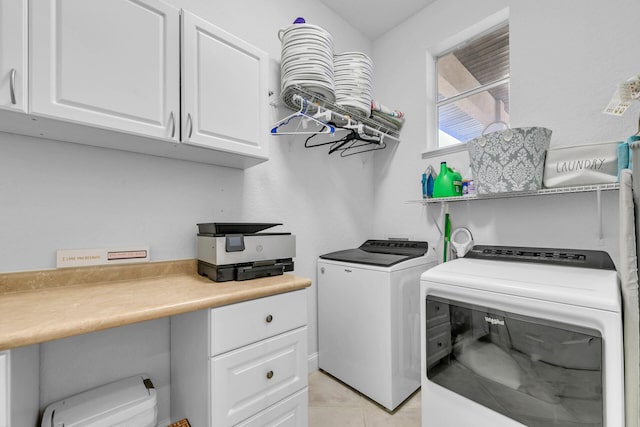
xmin=187 ymin=113 xmax=193 ymax=138
xmin=265 ymin=314 xmax=273 ymax=323
xmin=9 ymin=68 xmax=16 ymax=105
xmin=169 ymin=111 xmax=176 ymax=138
xmin=266 ymin=370 xmax=274 ymax=379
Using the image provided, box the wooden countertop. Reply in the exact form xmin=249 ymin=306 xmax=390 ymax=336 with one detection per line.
xmin=0 ymin=259 xmax=311 ymax=351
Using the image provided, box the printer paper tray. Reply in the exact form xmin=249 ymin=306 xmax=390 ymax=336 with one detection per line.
xmin=198 ymin=260 xmax=294 ymax=282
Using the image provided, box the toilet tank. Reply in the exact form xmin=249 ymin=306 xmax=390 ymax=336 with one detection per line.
xmin=41 ymin=374 xmax=157 ymax=427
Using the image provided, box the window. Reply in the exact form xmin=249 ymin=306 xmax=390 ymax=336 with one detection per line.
xmin=436 ymin=24 xmax=510 ymax=148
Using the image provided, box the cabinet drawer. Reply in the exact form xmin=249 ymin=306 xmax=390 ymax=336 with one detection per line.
xmin=211 ymin=290 xmax=306 ymax=356
xmin=211 ymin=327 xmax=307 ymax=426
xmin=426 ymin=322 xmax=451 ymax=366
xmin=426 ymin=300 xmax=449 ymax=326
xmin=235 ymin=388 xmax=308 ymax=427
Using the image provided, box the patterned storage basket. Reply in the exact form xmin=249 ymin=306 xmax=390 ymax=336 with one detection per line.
xmin=467 ymin=124 xmax=552 ymax=194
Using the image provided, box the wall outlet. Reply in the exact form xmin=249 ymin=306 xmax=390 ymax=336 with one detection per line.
xmin=56 ymin=246 xmax=150 ymax=268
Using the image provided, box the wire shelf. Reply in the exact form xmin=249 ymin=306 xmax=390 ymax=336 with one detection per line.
xmin=280 ymin=85 xmax=401 ymax=140
xmin=408 ymin=183 xmax=620 ymax=204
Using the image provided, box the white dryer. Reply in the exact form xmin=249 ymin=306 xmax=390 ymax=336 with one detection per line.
xmin=420 ymin=246 xmax=623 ymax=427
xmin=318 ymin=240 xmax=437 ymax=411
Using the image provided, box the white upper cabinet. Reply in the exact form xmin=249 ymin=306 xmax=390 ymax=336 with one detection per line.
xmin=30 ymin=0 xmax=180 ymax=141
xmin=0 ymin=0 xmax=269 ymax=168
xmin=0 ymin=0 xmax=28 ymax=112
xmin=181 ymin=10 xmax=269 ymax=161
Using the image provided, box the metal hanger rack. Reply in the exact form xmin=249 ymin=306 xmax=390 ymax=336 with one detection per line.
xmin=271 ymin=85 xmax=400 ymax=156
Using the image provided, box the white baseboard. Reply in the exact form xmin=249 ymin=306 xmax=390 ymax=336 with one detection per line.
xmin=157 ymin=417 xmax=172 ymax=427
xmin=308 ymin=352 xmax=318 ymax=373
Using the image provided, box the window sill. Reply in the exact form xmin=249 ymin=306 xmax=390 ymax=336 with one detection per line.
xmin=421 ymin=143 xmax=467 ymax=160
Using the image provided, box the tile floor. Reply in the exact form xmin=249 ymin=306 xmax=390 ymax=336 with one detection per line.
xmin=308 ymin=370 xmax=421 ymax=427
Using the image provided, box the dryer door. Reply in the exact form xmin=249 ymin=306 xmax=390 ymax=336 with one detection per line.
xmin=426 ymin=296 xmax=603 ymax=427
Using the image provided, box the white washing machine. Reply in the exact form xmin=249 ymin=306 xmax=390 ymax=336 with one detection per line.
xmin=318 ymin=240 xmax=437 ymax=411
xmin=420 ymin=246 xmax=624 ymax=427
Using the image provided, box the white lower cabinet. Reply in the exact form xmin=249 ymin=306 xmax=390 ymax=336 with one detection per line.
xmin=0 ymin=352 xmax=7 ymax=427
xmin=0 ymin=346 xmax=39 ymax=427
xmin=171 ymin=290 xmax=308 ymax=426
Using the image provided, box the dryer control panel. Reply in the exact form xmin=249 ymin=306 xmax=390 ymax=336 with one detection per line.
xmin=466 ymin=245 xmax=615 ymax=270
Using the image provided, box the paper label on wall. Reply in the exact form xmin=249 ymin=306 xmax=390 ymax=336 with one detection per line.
xmin=603 ymin=75 xmax=640 ymax=116
xmin=603 ymin=97 xmax=631 ymax=116
xmin=56 ymin=247 xmax=150 ymax=268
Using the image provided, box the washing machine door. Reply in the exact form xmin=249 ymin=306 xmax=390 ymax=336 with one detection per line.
xmin=426 ymin=295 xmax=603 ymax=426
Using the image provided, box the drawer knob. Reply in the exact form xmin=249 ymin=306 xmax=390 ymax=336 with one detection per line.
xmin=266 ymin=370 xmax=274 ymax=379
xmin=266 ymin=314 xmax=273 ymax=323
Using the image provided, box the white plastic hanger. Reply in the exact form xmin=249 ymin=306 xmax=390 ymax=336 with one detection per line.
xmin=271 ymin=95 xmax=335 ymax=135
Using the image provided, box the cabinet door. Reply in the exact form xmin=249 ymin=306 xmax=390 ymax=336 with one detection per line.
xmin=30 ymin=0 xmax=180 ymax=141
xmin=181 ymin=11 xmax=269 ymax=161
xmin=0 ymin=0 xmax=27 ymax=112
xmin=3 ymin=346 xmax=39 ymax=427
xmin=0 ymin=352 xmax=7 ymax=427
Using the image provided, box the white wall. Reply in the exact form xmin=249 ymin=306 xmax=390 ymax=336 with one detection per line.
xmin=0 ymin=0 xmax=373 ymax=421
xmin=372 ymin=0 xmax=640 ymax=266
xmin=9 ymin=0 xmax=640 ymax=422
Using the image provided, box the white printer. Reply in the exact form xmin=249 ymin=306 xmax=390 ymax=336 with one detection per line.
xmin=197 ymin=222 xmax=296 ymax=282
